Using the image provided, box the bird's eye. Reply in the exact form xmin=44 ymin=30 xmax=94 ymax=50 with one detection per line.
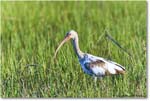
xmin=66 ymin=32 xmax=71 ymax=36
xmin=66 ymin=32 xmax=69 ymax=35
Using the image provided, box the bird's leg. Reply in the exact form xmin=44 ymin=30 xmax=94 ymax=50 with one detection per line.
xmin=94 ymin=77 xmax=97 ymax=89
xmin=92 ymin=75 xmax=97 ymax=82
xmin=99 ymin=76 xmax=103 ymax=85
xmin=98 ymin=76 xmax=105 ymax=88
xmin=94 ymin=77 xmax=97 ymax=83
xmin=92 ymin=75 xmax=97 ymax=87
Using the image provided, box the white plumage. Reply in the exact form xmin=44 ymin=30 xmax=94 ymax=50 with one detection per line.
xmin=54 ymin=30 xmax=125 ymax=79
xmin=79 ymin=54 xmax=125 ymax=77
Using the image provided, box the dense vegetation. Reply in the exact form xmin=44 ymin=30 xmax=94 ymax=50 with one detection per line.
xmin=1 ymin=1 xmax=146 ymax=98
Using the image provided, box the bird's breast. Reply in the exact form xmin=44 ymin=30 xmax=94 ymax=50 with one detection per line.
xmin=79 ymin=62 xmax=93 ymax=75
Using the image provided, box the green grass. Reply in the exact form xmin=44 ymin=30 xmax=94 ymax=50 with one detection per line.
xmin=1 ymin=1 xmax=147 ymax=98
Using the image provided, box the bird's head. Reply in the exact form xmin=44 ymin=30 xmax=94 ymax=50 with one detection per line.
xmin=53 ymin=30 xmax=78 ymax=60
xmin=66 ymin=30 xmax=78 ymax=40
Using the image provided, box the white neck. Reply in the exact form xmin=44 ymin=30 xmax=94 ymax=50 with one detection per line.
xmin=72 ymin=35 xmax=84 ymax=59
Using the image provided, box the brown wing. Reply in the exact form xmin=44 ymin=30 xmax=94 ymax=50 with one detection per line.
xmin=84 ymin=59 xmax=125 ymax=76
xmin=84 ymin=59 xmax=112 ymax=76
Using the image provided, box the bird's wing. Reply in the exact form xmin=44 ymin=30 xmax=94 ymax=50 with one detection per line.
xmin=83 ymin=54 xmax=125 ymax=76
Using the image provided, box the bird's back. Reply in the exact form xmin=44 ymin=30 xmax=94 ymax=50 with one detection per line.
xmin=79 ymin=54 xmax=125 ymax=77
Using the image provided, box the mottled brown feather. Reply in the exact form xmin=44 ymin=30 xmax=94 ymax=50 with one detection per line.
xmin=115 ymin=64 xmax=125 ymax=71
xmin=115 ymin=69 xmax=125 ymax=74
xmin=84 ymin=59 xmax=112 ymax=75
xmin=88 ymin=59 xmax=105 ymax=68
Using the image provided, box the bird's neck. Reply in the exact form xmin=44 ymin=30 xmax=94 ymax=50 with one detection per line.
xmin=72 ymin=36 xmax=84 ymax=59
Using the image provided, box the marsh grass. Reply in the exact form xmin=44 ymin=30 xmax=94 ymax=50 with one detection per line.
xmin=1 ymin=1 xmax=147 ymax=98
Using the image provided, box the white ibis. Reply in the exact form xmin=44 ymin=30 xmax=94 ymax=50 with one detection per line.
xmin=54 ymin=30 xmax=125 ymax=81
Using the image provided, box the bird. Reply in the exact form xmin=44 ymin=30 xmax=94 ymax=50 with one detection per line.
xmin=54 ymin=30 xmax=125 ymax=81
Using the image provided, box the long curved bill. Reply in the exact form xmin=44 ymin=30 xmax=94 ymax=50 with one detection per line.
xmin=53 ymin=35 xmax=71 ymax=60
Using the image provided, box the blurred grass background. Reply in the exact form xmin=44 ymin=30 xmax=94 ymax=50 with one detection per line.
xmin=1 ymin=1 xmax=147 ymax=98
